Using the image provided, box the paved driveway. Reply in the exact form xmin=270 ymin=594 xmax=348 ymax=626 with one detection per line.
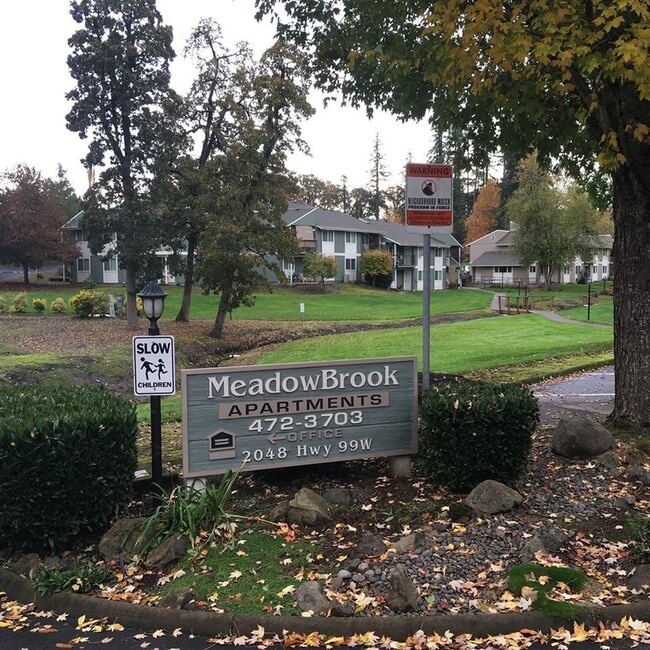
xmin=532 ymin=366 xmax=614 ymax=424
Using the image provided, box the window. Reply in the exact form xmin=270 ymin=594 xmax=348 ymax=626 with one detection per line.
xmin=575 ymin=265 xmax=582 ymax=275
xmin=529 ymin=265 xmax=536 ymax=273
xmin=434 ymin=247 xmax=443 ymax=258
xmin=345 ymin=232 xmax=356 ymax=243
xmin=77 ymin=258 xmax=90 ymax=272
xmin=103 ymin=257 xmax=117 ymax=272
xmin=418 ymin=270 xmax=423 ymax=281
xmin=72 ymin=229 xmax=85 ymax=242
xmin=434 ymin=270 xmax=442 ymax=281
xmin=362 ymin=233 xmax=369 ymax=245
xmin=494 ymin=266 xmax=512 ymax=273
xmin=345 ymin=258 xmax=356 ymax=270
xmin=602 ymin=266 xmax=608 ymax=276
xmin=322 ymin=230 xmax=334 ymax=242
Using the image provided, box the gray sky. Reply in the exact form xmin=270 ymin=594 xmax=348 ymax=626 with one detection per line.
xmin=0 ymin=0 xmax=433 ymax=196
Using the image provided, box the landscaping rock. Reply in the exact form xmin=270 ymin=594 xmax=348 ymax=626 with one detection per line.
xmin=294 ymin=581 xmax=331 ymax=615
xmin=10 ymin=553 xmax=41 ymax=577
xmin=144 ymin=535 xmax=188 ymax=569
xmin=323 ymin=487 xmax=353 ymax=506
xmin=391 ymin=532 xmax=427 ymax=554
xmin=98 ymin=517 xmax=148 ymax=563
xmin=386 ymin=564 xmax=421 ymax=612
xmin=159 ymin=588 xmax=196 ymax=610
xmin=287 ymin=488 xmax=331 ymax=525
xmin=628 ymin=564 xmax=650 ymax=590
xmin=551 ymin=417 xmax=615 ymax=458
xmin=465 ymin=480 xmax=523 ymax=514
xmin=353 ymin=533 xmax=386 ymax=557
xmin=519 ymin=536 xmax=546 ymax=563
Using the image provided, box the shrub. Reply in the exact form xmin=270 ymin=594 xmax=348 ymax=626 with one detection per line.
xmin=0 ymin=385 xmax=138 ymax=551
xmin=51 ymin=297 xmax=67 ymax=313
xmin=69 ymin=290 xmax=109 ymax=317
xmin=0 ymin=296 xmax=6 ymax=312
xmin=137 ymin=469 xmax=241 ymax=555
xmin=419 ymin=381 xmax=539 ymax=491
xmin=9 ymin=292 xmax=28 ymax=313
xmin=31 ymin=560 xmax=114 ymax=595
xmin=32 ymin=298 xmax=47 ymax=313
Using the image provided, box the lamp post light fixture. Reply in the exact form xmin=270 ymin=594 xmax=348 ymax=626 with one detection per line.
xmin=137 ymin=280 xmax=168 ymax=504
xmin=138 ymin=280 xmax=167 ymax=336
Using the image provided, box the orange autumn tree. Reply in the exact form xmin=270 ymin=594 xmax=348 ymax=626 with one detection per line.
xmin=464 ymin=179 xmax=500 ymax=246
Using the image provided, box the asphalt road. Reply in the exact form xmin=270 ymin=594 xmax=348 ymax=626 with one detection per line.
xmin=532 ymin=366 xmax=614 ymax=424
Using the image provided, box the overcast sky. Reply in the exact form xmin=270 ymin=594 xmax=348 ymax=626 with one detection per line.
xmin=0 ymin=0 xmax=433 ymax=197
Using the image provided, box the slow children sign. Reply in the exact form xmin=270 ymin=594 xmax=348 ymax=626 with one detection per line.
xmin=181 ymin=357 xmax=418 ymax=477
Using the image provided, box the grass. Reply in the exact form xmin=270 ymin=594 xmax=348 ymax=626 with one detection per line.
xmin=259 ymin=314 xmax=613 ymax=373
xmin=560 ymin=299 xmax=613 ymax=325
xmin=507 ymin=562 xmax=588 ymax=619
xmin=157 ymin=527 xmax=315 ymax=615
xmin=0 ymin=284 xmax=494 ymax=322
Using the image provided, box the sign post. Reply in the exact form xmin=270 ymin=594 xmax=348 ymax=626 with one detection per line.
xmin=405 ymin=163 xmax=453 ymax=390
xmin=133 ymin=335 xmax=176 ymax=499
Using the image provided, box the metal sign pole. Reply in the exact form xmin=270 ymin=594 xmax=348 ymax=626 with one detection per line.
xmin=422 ymin=232 xmax=431 ymax=391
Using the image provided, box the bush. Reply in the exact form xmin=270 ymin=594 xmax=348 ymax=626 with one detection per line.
xmin=69 ymin=290 xmax=109 ymax=317
xmin=0 ymin=296 xmax=5 ymax=312
xmin=32 ymin=298 xmax=47 ymax=313
xmin=9 ymin=292 xmax=28 ymax=313
xmin=419 ymin=381 xmax=539 ymax=491
xmin=51 ymin=297 xmax=67 ymax=313
xmin=0 ymin=385 xmax=138 ymax=551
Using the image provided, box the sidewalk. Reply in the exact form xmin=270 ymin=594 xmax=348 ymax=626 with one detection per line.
xmin=490 ymin=293 xmax=612 ymax=328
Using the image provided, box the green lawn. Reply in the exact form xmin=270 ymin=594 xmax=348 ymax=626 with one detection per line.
xmin=559 ymin=299 xmax=613 ymax=325
xmin=0 ymin=284 xmax=494 ymax=322
xmin=260 ymin=313 xmax=613 ymax=374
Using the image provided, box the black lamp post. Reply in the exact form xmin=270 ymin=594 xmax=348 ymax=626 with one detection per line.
xmin=137 ymin=280 xmax=168 ymax=503
xmin=587 ymin=279 xmax=592 ymax=322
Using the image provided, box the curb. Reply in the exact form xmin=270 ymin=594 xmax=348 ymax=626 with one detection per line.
xmin=2 ymin=569 xmax=649 ymax=641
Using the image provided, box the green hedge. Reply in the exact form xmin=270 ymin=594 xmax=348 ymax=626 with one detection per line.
xmin=0 ymin=385 xmax=138 ymax=551
xmin=419 ymin=381 xmax=539 ymax=491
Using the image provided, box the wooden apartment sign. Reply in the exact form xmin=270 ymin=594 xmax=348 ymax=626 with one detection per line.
xmin=181 ymin=357 xmax=418 ymax=477
xmin=405 ymin=163 xmax=453 ymax=227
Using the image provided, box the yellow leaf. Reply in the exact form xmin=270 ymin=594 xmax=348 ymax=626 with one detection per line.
xmin=570 ymin=622 xmax=589 ymax=642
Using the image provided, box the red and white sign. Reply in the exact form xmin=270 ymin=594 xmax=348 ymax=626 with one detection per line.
xmin=405 ymin=163 xmax=453 ymax=227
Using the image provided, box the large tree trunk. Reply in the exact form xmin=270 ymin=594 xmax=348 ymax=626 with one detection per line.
xmin=22 ymin=262 xmax=30 ymax=284
xmin=125 ymin=261 xmax=139 ymax=330
xmin=175 ymin=232 xmax=196 ymax=322
xmin=609 ymin=165 xmax=650 ymax=429
xmin=210 ymin=273 xmax=234 ymax=338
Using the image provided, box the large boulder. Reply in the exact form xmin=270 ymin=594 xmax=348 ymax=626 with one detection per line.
xmin=294 ymin=581 xmax=331 ymax=615
xmin=387 ymin=564 xmax=421 ymax=612
xmin=98 ymin=517 xmax=148 ymax=563
xmin=552 ymin=417 xmax=615 ymax=458
xmin=287 ymin=488 xmax=331 ymax=525
xmin=466 ymin=480 xmax=523 ymax=514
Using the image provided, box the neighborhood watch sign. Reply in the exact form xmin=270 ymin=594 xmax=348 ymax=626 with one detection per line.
xmin=181 ymin=357 xmax=417 ymax=477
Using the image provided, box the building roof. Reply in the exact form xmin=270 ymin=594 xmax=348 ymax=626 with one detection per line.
xmin=471 ymin=250 xmax=520 ymax=267
xmin=466 ymin=229 xmax=510 ymax=247
xmin=283 ymin=202 xmax=461 ymax=248
xmin=61 ymin=211 xmax=84 ymax=230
